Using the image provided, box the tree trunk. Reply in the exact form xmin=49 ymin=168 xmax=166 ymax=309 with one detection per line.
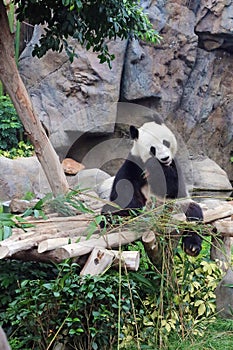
xmin=0 ymin=1 xmax=69 ymax=196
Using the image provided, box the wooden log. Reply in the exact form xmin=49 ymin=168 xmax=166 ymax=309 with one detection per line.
xmin=211 ymin=216 xmax=233 ymax=272
xmin=2 ymin=202 xmax=233 ymax=264
xmin=210 ymin=236 xmax=232 ymax=272
xmin=0 ymin=226 xmax=90 ymax=259
xmin=21 ymin=214 xmax=92 ymax=225
xmin=142 ymin=231 xmax=163 ymax=269
xmin=203 ymin=202 xmax=233 ymax=223
xmin=80 ymin=248 xmax=115 ymax=275
xmin=113 ymin=251 xmax=140 ymax=271
xmin=213 ymin=217 xmax=233 ymax=236
xmin=172 ymin=202 xmax=233 ymax=224
xmin=11 ymin=248 xmax=68 ymax=263
xmin=38 ymin=234 xmax=100 ymax=253
xmin=80 ymin=249 xmax=140 ymax=275
xmin=54 ymin=230 xmax=144 ymax=260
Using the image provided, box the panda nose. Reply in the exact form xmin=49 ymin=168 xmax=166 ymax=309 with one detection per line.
xmin=161 ymin=156 xmax=169 ymax=162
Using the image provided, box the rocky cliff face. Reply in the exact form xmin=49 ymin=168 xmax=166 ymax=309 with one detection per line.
xmin=19 ymin=0 xmax=233 ymax=181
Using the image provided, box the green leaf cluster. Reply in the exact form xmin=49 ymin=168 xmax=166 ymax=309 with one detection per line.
xmin=0 ymin=95 xmax=23 ymax=151
xmin=0 ymin=213 xmax=15 ymax=241
xmin=130 ymin=250 xmax=223 ymax=347
xmin=0 ymin=140 xmax=34 ymax=159
xmin=0 ymin=194 xmax=226 ymax=349
xmin=0 ymin=95 xmax=34 ymax=158
xmin=1 ymin=262 xmax=138 ymax=350
xmin=0 ymin=240 xmax=225 ymax=349
xmin=13 ymin=0 xmax=161 ymax=66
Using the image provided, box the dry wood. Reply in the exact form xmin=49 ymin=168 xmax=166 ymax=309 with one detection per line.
xmin=11 ymin=248 xmax=67 ymax=263
xmin=0 ymin=226 xmax=91 ymax=259
xmin=3 ymin=224 xmax=89 ymax=241
xmin=210 ymin=236 xmax=232 ymax=272
xmin=38 ymin=234 xmax=100 ymax=253
xmin=142 ymin=231 xmax=163 ymax=268
xmin=203 ymin=202 xmax=233 ymax=223
xmin=19 ymin=214 xmax=92 ymax=225
xmin=213 ymin=217 xmax=233 ymax=235
xmin=80 ymin=248 xmax=115 ymax=275
xmin=113 ymin=250 xmax=140 ymax=271
xmin=54 ymin=230 xmax=144 ymax=260
xmin=80 ymin=249 xmax=140 ymax=275
xmin=1 ymin=201 xmax=233 ymax=264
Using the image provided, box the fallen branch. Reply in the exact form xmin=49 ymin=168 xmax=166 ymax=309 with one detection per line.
xmin=50 ymin=230 xmax=144 ymax=260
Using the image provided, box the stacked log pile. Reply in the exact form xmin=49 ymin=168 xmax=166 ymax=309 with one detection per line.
xmin=0 ymin=201 xmax=232 ymax=275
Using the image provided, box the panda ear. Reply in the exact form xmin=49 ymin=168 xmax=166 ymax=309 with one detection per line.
xmin=130 ymin=125 xmax=139 ymax=140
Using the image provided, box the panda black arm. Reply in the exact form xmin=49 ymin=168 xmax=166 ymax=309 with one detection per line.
xmin=182 ymin=202 xmax=203 ymax=256
xmin=185 ymin=201 xmax=203 ymax=222
xmin=101 ymin=157 xmax=147 ymax=223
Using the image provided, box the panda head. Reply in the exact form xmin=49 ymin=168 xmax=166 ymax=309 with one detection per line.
xmin=130 ymin=121 xmax=177 ymax=166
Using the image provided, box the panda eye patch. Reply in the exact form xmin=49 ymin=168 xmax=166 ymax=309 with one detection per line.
xmin=150 ymin=146 xmax=156 ymax=156
xmin=163 ymin=140 xmax=170 ymax=148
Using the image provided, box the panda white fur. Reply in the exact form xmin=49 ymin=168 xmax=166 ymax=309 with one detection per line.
xmin=101 ymin=121 xmax=203 ymax=256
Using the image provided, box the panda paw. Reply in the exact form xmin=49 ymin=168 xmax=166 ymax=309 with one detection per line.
xmin=182 ymin=231 xmax=202 ymax=257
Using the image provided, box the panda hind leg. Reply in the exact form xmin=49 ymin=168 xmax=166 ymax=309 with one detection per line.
xmin=182 ymin=202 xmax=203 ymax=257
xmin=181 ymin=230 xmax=202 ymax=257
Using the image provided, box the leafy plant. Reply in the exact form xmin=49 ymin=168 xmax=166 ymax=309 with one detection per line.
xmin=0 ymin=95 xmax=34 ymax=157
xmin=0 ymin=192 xmax=226 ymax=349
xmin=120 ymin=239 xmax=222 ymax=349
xmin=0 ymin=95 xmax=23 ymax=150
xmin=0 ymin=212 xmax=16 ymax=241
xmin=0 ymin=140 xmax=34 ymax=159
xmin=2 ymin=262 xmax=139 ymax=350
xmin=14 ymin=0 xmax=161 ymax=66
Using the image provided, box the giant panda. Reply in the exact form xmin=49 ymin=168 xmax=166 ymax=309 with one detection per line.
xmin=101 ymin=121 xmax=203 ymax=256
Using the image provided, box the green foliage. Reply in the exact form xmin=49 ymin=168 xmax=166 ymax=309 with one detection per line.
xmin=0 ymin=238 xmax=225 ymax=350
xmin=120 ymin=240 xmax=223 ymax=349
xmin=0 ymin=212 xmax=16 ymax=241
xmin=0 ymin=95 xmax=34 ymax=157
xmin=0 ymin=140 xmax=34 ymax=159
xmin=0 ymin=260 xmax=57 ymax=309
xmin=0 ymin=194 xmax=226 ymax=349
xmin=1 ymin=262 xmax=138 ymax=350
xmin=13 ymin=0 xmax=161 ymax=66
xmin=0 ymin=95 xmax=23 ymax=150
xmin=46 ymin=187 xmax=95 ymax=217
xmin=167 ymin=318 xmax=233 ymax=350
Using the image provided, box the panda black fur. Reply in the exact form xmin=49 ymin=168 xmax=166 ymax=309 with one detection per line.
xmin=101 ymin=121 xmax=203 ymax=256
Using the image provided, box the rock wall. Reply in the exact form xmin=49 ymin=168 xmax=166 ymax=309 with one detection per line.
xmin=19 ymin=0 xmax=233 ymax=181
